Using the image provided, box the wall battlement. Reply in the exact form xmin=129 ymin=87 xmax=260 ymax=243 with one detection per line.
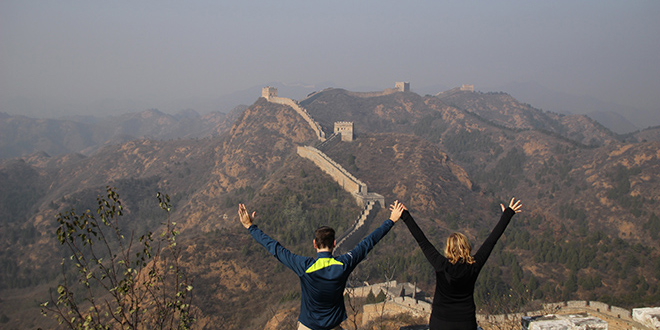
xmin=269 ymin=88 xmax=389 ymax=260
xmin=297 ymin=145 xmax=384 ymax=254
xmin=315 ymin=132 xmax=340 ymax=151
xmin=346 ymin=82 xmax=411 ymax=98
xmin=262 ymin=87 xmax=326 ymax=141
xmin=297 ymin=145 xmax=367 ymax=198
xmin=476 ymin=300 xmax=655 ymax=329
xmin=358 ymin=289 xmax=654 ymax=330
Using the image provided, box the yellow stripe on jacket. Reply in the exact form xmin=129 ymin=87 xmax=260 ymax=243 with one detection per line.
xmin=305 ymin=258 xmax=344 ymax=273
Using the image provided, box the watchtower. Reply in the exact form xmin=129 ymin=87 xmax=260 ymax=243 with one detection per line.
xmin=460 ymin=84 xmax=474 ymax=92
xmin=262 ymin=86 xmax=278 ymax=99
xmin=334 ymin=121 xmax=354 ymax=142
xmin=395 ymin=82 xmax=410 ymax=92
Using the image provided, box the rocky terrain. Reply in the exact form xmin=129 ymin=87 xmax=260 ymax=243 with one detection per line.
xmin=0 ymin=87 xmax=658 ymax=329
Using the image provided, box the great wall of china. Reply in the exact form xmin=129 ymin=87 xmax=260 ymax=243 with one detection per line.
xmin=261 ymin=85 xmax=659 ymax=329
xmin=262 ymin=86 xmax=388 ymax=253
xmin=352 ymin=280 xmax=657 ymax=329
xmin=262 ymin=87 xmax=326 ymax=141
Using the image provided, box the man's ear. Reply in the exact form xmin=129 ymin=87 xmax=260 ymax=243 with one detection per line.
xmin=332 ymin=239 xmax=337 ymax=248
xmin=313 ymin=239 xmax=318 ymax=250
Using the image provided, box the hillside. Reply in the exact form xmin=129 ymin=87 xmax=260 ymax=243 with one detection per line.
xmin=631 ymin=125 xmax=660 ymax=143
xmin=0 ymin=107 xmax=241 ymax=159
xmin=0 ymin=88 xmax=659 ymax=329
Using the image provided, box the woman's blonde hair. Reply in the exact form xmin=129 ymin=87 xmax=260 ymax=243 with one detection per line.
xmin=445 ymin=233 xmax=475 ymax=264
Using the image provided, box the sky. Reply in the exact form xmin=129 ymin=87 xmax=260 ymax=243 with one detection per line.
xmin=1 ymin=1 xmax=659 ymax=122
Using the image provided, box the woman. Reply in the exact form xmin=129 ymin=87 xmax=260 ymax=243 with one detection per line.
xmin=394 ymin=198 xmax=522 ymax=330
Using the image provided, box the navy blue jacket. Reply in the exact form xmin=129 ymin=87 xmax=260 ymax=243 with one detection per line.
xmin=249 ymin=219 xmax=395 ymax=330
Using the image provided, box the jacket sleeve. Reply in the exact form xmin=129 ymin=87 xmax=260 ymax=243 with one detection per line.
xmin=248 ymin=225 xmax=309 ymax=276
xmin=473 ymin=208 xmax=515 ymax=266
xmin=343 ymin=219 xmax=394 ymax=270
xmin=401 ymin=210 xmax=446 ymax=272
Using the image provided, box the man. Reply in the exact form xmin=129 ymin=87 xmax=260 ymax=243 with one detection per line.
xmin=238 ymin=201 xmax=405 ymax=330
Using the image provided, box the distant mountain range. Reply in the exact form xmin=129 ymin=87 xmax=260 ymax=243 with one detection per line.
xmin=3 ymin=80 xmax=656 ymax=136
xmin=0 ymin=105 xmax=245 ymax=159
xmin=1 ymin=86 xmax=659 ymax=329
xmin=2 ymin=84 xmax=659 ymax=160
xmin=492 ymin=81 xmax=660 ymax=134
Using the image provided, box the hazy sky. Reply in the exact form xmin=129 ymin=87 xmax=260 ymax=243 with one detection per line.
xmin=1 ymin=1 xmax=659 ymax=118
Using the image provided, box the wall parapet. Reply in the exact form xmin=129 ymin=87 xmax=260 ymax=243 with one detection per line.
xmin=477 ymin=300 xmax=638 ymax=324
xmin=315 ymin=132 xmax=340 ymax=151
xmin=297 ymin=145 xmax=385 ymax=254
xmin=335 ymin=201 xmax=375 ymax=253
xmin=297 ymin=146 xmax=367 ymax=199
xmin=548 ymin=300 xmax=632 ymax=320
xmin=266 ymin=96 xmax=326 ymax=141
xmin=345 ymin=82 xmax=410 ymax=98
xmin=361 ymin=294 xmax=431 ymax=325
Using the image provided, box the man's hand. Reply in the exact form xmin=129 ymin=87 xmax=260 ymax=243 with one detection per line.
xmin=238 ymin=203 xmax=255 ymax=229
xmin=500 ymin=197 xmax=523 ymax=213
xmin=388 ymin=200 xmax=406 ymax=223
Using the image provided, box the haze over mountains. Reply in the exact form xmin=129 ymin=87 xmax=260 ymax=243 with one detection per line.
xmin=0 ymin=86 xmax=659 ymax=329
xmin=3 ymin=81 xmax=658 ymax=138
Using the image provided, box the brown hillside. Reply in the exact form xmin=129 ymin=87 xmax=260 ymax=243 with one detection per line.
xmin=1 ymin=87 xmax=659 ymax=329
xmin=437 ymin=90 xmax=619 ymax=146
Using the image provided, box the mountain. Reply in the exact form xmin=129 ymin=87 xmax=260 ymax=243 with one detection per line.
xmin=434 ymin=89 xmax=619 ymax=146
xmin=0 ymin=108 xmax=235 ymax=159
xmin=584 ymin=111 xmax=639 ymax=135
xmin=494 ymin=81 xmax=659 ymax=133
xmin=631 ymin=126 xmax=660 ymax=143
xmin=0 ymin=87 xmax=658 ymax=329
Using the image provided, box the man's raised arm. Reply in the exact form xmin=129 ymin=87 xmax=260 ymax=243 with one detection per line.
xmin=237 ymin=203 xmax=308 ymax=275
xmin=343 ymin=200 xmax=404 ymax=268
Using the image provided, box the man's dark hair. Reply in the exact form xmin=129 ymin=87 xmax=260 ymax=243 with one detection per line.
xmin=315 ymin=226 xmax=335 ymax=249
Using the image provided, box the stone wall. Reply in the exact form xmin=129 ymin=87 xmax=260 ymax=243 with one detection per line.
xmin=633 ymin=307 xmax=660 ymax=329
xmin=333 ymin=192 xmax=384 ymax=253
xmin=266 ymin=96 xmax=326 ymax=141
xmin=334 ymin=201 xmax=375 ymax=253
xmin=567 ymin=300 xmax=588 ymax=308
xmin=610 ymin=306 xmax=632 ymax=319
xmin=540 ymin=301 xmax=633 ymax=320
xmin=362 ymin=296 xmax=431 ymax=325
xmin=346 ymin=82 xmax=410 ymax=98
xmin=477 ymin=300 xmax=638 ymax=325
xmin=590 ymin=301 xmax=610 ymax=313
xmin=346 ymin=89 xmax=398 ymax=98
xmin=297 ymin=146 xmax=367 ymax=199
xmin=348 ymin=280 xmax=399 ymax=299
xmin=355 ymin=284 xmax=654 ymax=329
xmin=315 ymin=132 xmax=340 ymax=151
xmin=297 ymin=145 xmax=385 ymax=253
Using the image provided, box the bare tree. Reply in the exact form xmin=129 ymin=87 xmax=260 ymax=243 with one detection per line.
xmin=41 ymin=187 xmax=194 ymax=329
xmin=344 ymin=270 xmax=366 ymax=330
xmin=375 ymin=258 xmax=397 ymax=330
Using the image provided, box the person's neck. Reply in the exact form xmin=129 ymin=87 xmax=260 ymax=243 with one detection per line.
xmin=316 ymin=248 xmax=333 ymax=253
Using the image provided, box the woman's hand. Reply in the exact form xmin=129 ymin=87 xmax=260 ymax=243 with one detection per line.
xmin=501 ymin=197 xmax=522 ymax=213
xmin=389 ymin=200 xmax=406 ymax=222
